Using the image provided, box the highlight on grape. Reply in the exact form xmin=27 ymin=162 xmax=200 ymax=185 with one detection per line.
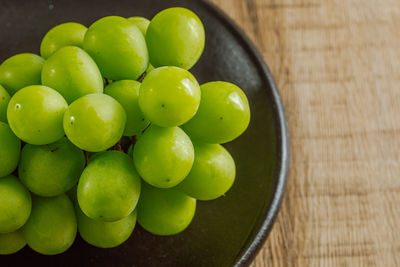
xmin=0 ymin=7 xmax=250 ymax=255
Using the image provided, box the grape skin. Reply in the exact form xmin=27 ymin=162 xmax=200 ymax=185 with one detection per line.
xmin=179 ymin=143 xmax=236 ymax=200
xmin=0 ymin=229 xmax=26 ymax=255
xmin=22 ymin=194 xmax=77 ymax=255
xmin=133 ymin=125 xmax=194 ymax=188
xmin=77 ymin=151 xmax=141 ymax=222
xmin=63 ymin=93 xmax=126 ymax=152
xmin=182 ymin=81 xmax=251 ymax=144
xmin=41 ymin=46 xmax=103 ymax=104
xmin=146 ymin=7 xmax=205 ymax=70
xmin=137 ymin=183 xmax=196 ymax=236
xmin=18 ymin=137 xmax=85 ymax=197
xmin=0 ymin=176 xmax=32 ymax=234
xmin=0 ymin=122 xmax=21 ymax=177
xmin=7 ymin=85 xmax=68 ymax=145
xmin=40 ymin=22 xmax=87 ymax=59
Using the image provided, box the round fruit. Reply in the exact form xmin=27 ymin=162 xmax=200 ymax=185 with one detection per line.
xmin=0 ymin=53 xmax=44 ymax=95
xmin=0 ymin=122 xmax=21 ymax=177
xmin=0 ymin=176 xmax=31 ymax=233
xmin=104 ymin=80 xmax=149 ymax=136
xmin=42 ymin=46 xmax=103 ymax=103
xmin=182 ymin=82 xmax=250 ymax=144
xmin=77 ymin=151 xmax=141 ymax=221
xmin=7 ymin=85 xmax=68 ymax=145
xmin=139 ymin=66 xmax=200 ymax=127
xmin=22 ymin=194 xmax=77 ymax=255
xmin=133 ymin=125 xmax=194 ymax=188
xmin=19 ymin=137 xmax=85 ymax=197
xmin=0 ymin=85 xmax=10 ymax=122
xmin=76 ymin=206 xmax=136 ymax=248
xmin=63 ymin=94 xmax=126 ymax=152
xmin=146 ymin=7 xmax=205 ymax=70
xmin=40 ymin=22 xmax=87 ymax=59
xmin=179 ymin=143 xmax=236 ymax=200
xmin=137 ymin=183 xmax=196 ymax=236
xmin=128 ymin=16 xmax=150 ymax=36
xmin=0 ymin=229 xmax=26 ymax=255
xmin=84 ymin=16 xmax=148 ymax=80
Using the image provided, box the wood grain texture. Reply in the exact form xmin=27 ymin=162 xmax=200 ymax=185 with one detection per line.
xmin=208 ymin=0 xmax=400 ymax=266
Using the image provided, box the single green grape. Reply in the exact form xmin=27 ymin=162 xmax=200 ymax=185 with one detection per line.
xmin=19 ymin=137 xmax=85 ymax=197
xmin=77 ymin=151 xmax=141 ymax=221
xmin=22 ymin=194 xmax=77 ymax=255
xmin=0 ymin=53 xmax=44 ymax=95
xmin=84 ymin=16 xmax=148 ymax=80
xmin=40 ymin=22 xmax=87 ymax=59
xmin=146 ymin=7 xmax=205 ymax=70
xmin=76 ymin=206 xmax=136 ymax=248
xmin=133 ymin=125 xmax=194 ymax=188
xmin=0 ymin=122 xmax=21 ymax=177
xmin=0 ymin=229 xmax=26 ymax=255
xmin=63 ymin=94 xmax=126 ymax=152
xmin=104 ymin=80 xmax=149 ymax=136
xmin=137 ymin=183 xmax=196 ymax=236
xmin=0 ymin=176 xmax=31 ymax=233
xmin=42 ymin=46 xmax=103 ymax=103
xmin=7 ymin=85 xmax=68 ymax=145
xmin=179 ymin=143 xmax=236 ymax=200
xmin=0 ymin=85 xmax=10 ymax=122
xmin=182 ymin=82 xmax=250 ymax=144
xmin=127 ymin=16 xmax=150 ymax=36
xmin=139 ymin=66 xmax=200 ymax=127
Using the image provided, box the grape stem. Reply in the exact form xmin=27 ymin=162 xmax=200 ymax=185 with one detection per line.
xmin=138 ymin=72 xmax=147 ymax=82
xmin=110 ymin=141 xmax=123 ymax=152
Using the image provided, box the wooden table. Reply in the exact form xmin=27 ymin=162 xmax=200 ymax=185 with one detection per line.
xmin=209 ymin=0 xmax=400 ymax=266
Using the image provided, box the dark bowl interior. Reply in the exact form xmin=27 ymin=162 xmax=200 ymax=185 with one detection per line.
xmin=0 ymin=0 xmax=289 ymax=266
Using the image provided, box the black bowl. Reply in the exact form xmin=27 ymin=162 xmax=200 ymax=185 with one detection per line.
xmin=0 ymin=0 xmax=289 ymax=266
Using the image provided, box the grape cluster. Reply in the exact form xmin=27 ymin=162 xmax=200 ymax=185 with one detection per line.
xmin=0 ymin=7 xmax=250 ymax=255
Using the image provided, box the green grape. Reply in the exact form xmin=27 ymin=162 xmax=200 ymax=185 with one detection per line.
xmin=0 ymin=53 xmax=44 ymax=95
xmin=127 ymin=16 xmax=150 ymax=36
xmin=182 ymin=82 xmax=250 ymax=144
xmin=133 ymin=125 xmax=194 ymax=188
xmin=137 ymin=183 xmax=196 ymax=236
xmin=104 ymin=80 xmax=149 ymax=136
xmin=40 ymin=22 xmax=87 ymax=59
xmin=19 ymin=137 xmax=85 ymax=197
xmin=76 ymin=206 xmax=136 ymax=248
xmin=0 ymin=85 xmax=10 ymax=122
xmin=63 ymin=94 xmax=126 ymax=152
xmin=0 ymin=229 xmax=26 ymax=255
xmin=0 ymin=176 xmax=31 ymax=233
xmin=41 ymin=46 xmax=103 ymax=103
xmin=0 ymin=122 xmax=21 ymax=177
xmin=146 ymin=7 xmax=205 ymax=70
xmin=84 ymin=16 xmax=148 ymax=80
xmin=139 ymin=66 xmax=200 ymax=127
xmin=7 ymin=85 xmax=68 ymax=145
xmin=77 ymin=151 xmax=141 ymax=221
xmin=179 ymin=143 xmax=236 ymax=200
xmin=22 ymin=194 xmax=77 ymax=255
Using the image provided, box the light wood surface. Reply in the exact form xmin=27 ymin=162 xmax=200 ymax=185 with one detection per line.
xmin=209 ymin=0 xmax=400 ymax=266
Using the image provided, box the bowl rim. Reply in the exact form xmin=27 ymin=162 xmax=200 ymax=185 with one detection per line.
xmin=198 ymin=1 xmax=290 ymax=266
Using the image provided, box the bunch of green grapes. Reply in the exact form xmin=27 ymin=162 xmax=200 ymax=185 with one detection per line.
xmin=0 ymin=7 xmax=250 ymax=255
